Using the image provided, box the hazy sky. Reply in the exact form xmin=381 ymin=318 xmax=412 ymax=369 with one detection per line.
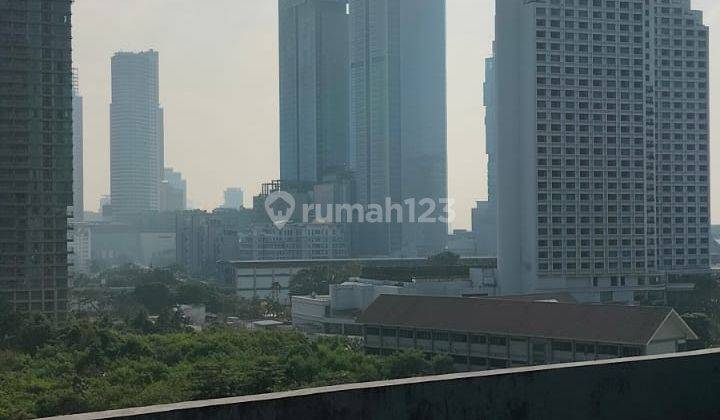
xmin=73 ymin=0 xmax=720 ymax=229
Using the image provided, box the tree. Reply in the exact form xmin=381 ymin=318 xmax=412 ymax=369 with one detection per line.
xmin=383 ymin=349 xmax=430 ymax=379
xmin=16 ymin=314 xmax=55 ymax=354
xmin=176 ymin=282 xmax=210 ymax=305
xmin=429 ymin=354 xmax=455 ymax=375
xmin=381 ymin=349 xmax=455 ymax=379
xmin=0 ymin=297 xmax=24 ymax=349
xmin=289 ymin=264 xmax=361 ymax=296
xmin=682 ymin=312 xmax=715 ymax=349
xmin=134 ymin=282 xmax=172 ymax=314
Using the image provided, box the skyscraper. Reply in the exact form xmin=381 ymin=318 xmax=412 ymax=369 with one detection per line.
xmin=496 ymin=0 xmax=710 ymax=302
xmin=0 ymin=0 xmax=74 ymax=321
xmin=110 ymin=50 xmax=164 ymax=217
xmin=72 ymin=70 xmax=84 ymax=220
xmin=279 ymin=0 xmax=349 ymax=184
xmin=349 ymin=0 xmax=448 ymax=257
xmin=474 ymin=46 xmax=498 ymax=256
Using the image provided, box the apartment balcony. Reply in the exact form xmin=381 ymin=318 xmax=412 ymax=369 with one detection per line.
xmin=51 ymin=348 xmax=720 ymax=420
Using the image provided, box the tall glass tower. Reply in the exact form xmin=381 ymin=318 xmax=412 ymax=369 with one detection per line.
xmin=110 ymin=50 xmax=164 ymax=217
xmin=279 ymin=0 xmax=350 ymax=184
xmin=349 ymin=0 xmax=448 ymax=257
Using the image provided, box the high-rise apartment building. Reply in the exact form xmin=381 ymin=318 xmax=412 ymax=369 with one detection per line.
xmin=496 ymin=0 xmax=710 ymax=302
xmin=110 ymin=50 xmax=164 ymax=217
xmin=72 ymin=70 xmax=83 ymax=220
xmin=279 ymin=0 xmax=350 ymax=184
xmin=0 ymin=0 xmax=74 ymax=320
xmin=349 ymin=0 xmax=448 ymax=257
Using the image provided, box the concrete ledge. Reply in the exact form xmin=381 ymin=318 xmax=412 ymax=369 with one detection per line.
xmin=45 ymin=348 xmax=720 ymax=420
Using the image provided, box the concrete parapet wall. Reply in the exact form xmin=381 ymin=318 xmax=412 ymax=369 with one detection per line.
xmin=49 ymin=349 xmax=720 ymax=420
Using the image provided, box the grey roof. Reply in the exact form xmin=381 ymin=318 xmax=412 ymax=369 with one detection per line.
xmin=358 ymin=295 xmax=694 ymax=345
xmin=223 ymin=257 xmax=497 ymax=269
xmin=485 ymin=292 xmax=578 ymax=304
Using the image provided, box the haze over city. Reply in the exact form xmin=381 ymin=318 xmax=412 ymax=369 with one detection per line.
xmin=70 ymin=0 xmax=720 ymax=228
xmin=5 ymin=0 xmax=720 ymax=418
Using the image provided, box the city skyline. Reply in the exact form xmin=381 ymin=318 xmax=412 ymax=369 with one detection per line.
xmin=72 ymin=0 xmax=720 ymax=229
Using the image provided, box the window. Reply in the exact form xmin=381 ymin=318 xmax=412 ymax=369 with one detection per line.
xmin=489 ymin=336 xmax=507 ymax=346
xmin=552 ymin=341 xmax=572 ymax=352
xmin=365 ymin=326 xmax=380 ymax=336
xmin=598 ymin=345 xmax=619 ymax=356
xmin=470 ymin=335 xmax=487 ymax=345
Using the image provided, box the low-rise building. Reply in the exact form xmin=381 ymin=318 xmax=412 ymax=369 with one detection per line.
xmin=239 ymin=223 xmax=350 ymax=261
xmin=225 ymin=257 xmax=497 ymax=307
xmin=175 ymin=208 xmax=252 ymax=278
xmin=358 ymin=295 xmax=698 ymax=372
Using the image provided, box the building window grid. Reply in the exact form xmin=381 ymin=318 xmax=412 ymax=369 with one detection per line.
xmin=534 ymin=0 xmax=707 ymax=277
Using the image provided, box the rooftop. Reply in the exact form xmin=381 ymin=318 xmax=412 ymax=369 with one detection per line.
xmin=357 ymin=295 xmax=697 ymax=345
xmin=223 ymin=257 xmax=497 ymax=270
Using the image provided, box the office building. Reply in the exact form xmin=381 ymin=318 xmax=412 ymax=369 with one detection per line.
xmin=223 ymin=187 xmax=245 ymax=209
xmin=110 ymin=50 xmax=164 ymax=216
xmin=496 ymin=0 xmax=710 ymax=301
xmin=279 ymin=0 xmax=350 ymax=183
xmin=0 ymin=0 xmax=74 ymax=321
xmin=160 ymin=167 xmax=186 ymax=212
xmin=349 ymin=0 xmax=448 ymax=257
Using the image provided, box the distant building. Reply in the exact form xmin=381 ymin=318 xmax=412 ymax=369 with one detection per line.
xmin=110 ymin=50 xmax=164 ymax=217
xmin=73 ymin=223 xmax=92 ymax=276
xmin=225 ymin=256 xmax=496 ymax=308
xmin=472 ymin=201 xmax=496 ymax=256
xmin=349 ymin=0 xmax=448 ymax=258
xmin=223 ymin=188 xmax=245 ymax=210
xmin=711 ymin=239 xmax=720 ymax=266
xmin=80 ymin=215 xmax=177 ymax=270
xmin=313 ymin=172 xmax=353 ymax=208
xmin=175 ymin=209 xmax=253 ymax=278
xmin=472 ymin=47 xmax=498 ymax=257
xmin=239 ymin=223 xmax=350 ymax=262
xmin=72 ymin=70 xmax=84 ymax=220
xmin=0 ymin=0 xmax=74 ymax=321
xmin=279 ymin=0 xmax=350 ymax=184
xmin=447 ymin=230 xmax=477 ymax=257
xmin=160 ymin=168 xmax=187 ymax=212
xmin=496 ymin=1 xmax=710 ymax=301
xmin=359 ymin=295 xmax=698 ymax=371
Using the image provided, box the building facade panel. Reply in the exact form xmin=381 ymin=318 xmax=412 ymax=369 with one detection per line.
xmin=0 ymin=0 xmax=74 ymax=321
